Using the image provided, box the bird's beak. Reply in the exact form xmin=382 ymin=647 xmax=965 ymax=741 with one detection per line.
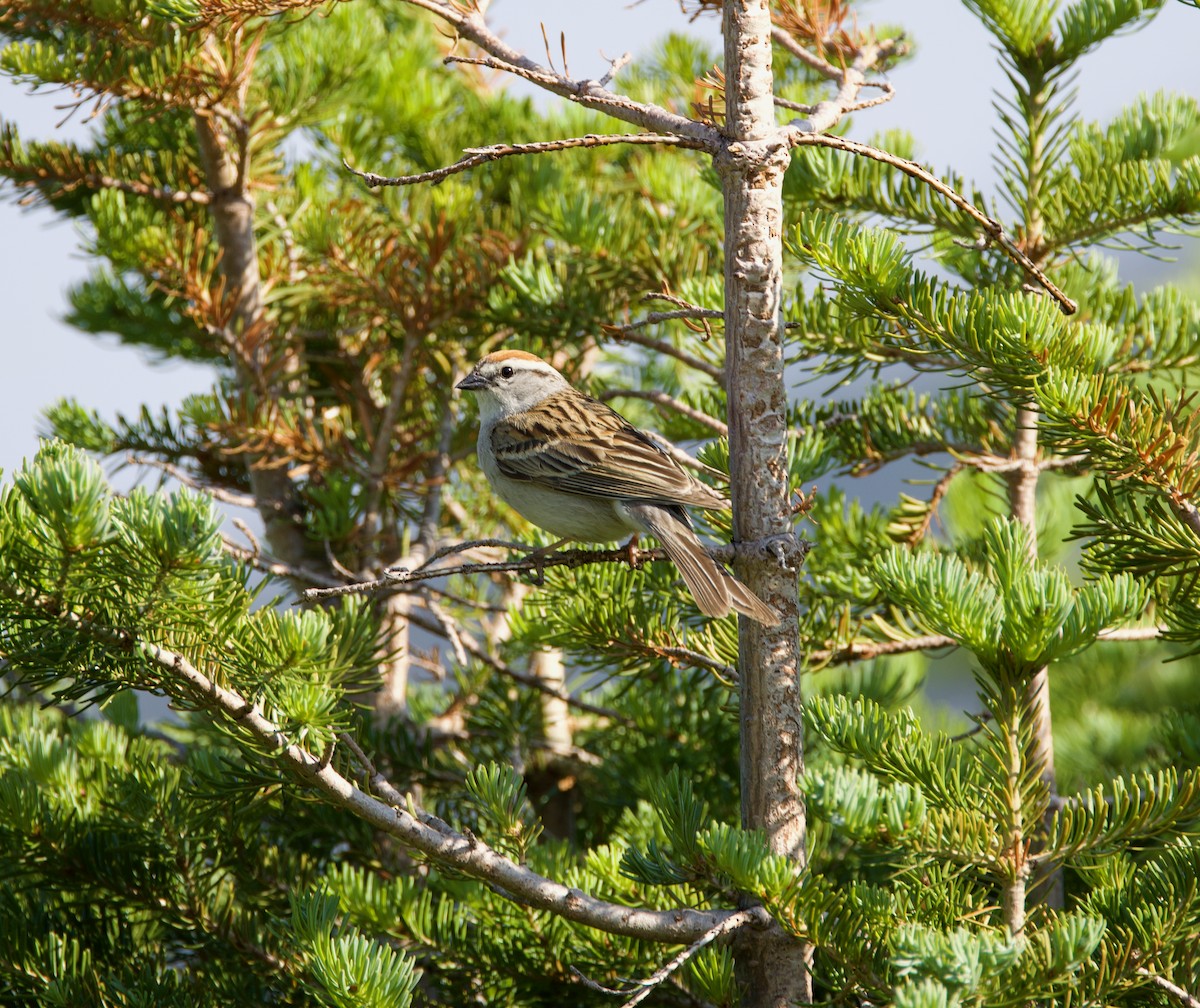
xmin=456 ymin=370 xmax=486 ymax=391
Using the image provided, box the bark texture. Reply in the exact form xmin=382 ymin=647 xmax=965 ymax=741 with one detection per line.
xmin=720 ymin=2 xmax=811 ymax=1004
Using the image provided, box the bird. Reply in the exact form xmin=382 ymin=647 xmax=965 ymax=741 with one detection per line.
xmin=456 ymin=349 xmax=779 ymax=624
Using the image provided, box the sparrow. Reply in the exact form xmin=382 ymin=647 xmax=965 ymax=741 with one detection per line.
xmin=456 ymin=349 xmax=779 ymax=624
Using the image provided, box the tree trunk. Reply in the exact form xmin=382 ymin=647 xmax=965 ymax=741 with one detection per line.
xmin=719 ymin=2 xmax=811 ymax=1004
xmin=193 ymin=110 xmax=312 ymax=572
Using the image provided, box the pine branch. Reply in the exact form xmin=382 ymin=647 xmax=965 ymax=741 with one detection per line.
xmin=782 ymin=131 xmax=1077 ymax=314
xmin=12 ymin=585 xmax=755 ymax=944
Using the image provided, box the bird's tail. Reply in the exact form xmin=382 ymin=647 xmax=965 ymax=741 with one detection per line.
xmin=627 ymin=504 xmax=780 ymax=625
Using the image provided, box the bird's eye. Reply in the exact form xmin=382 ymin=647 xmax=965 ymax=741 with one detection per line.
xmin=500 ymin=366 xmax=514 ymax=379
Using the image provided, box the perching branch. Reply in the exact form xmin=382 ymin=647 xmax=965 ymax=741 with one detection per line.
xmin=302 ymin=543 xmax=673 ymax=601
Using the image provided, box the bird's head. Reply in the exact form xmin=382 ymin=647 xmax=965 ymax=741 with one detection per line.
xmin=456 ymin=350 xmax=571 ymax=420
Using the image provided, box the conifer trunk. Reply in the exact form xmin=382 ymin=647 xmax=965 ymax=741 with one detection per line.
xmin=193 ymin=108 xmax=311 ymax=573
xmin=719 ymin=2 xmax=810 ymax=1004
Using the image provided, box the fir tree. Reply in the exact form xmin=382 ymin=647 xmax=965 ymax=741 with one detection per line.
xmin=2 ymin=1 xmax=1200 ymax=1006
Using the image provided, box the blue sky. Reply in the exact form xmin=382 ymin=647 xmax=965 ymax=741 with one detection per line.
xmin=2 ymin=0 xmax=1197 ymax=479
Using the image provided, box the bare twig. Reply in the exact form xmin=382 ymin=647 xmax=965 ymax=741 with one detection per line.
xmin=598 ymin=50 xmax=632 ymax=89
xmin=345 ymin=134 xmax=705 ymax=188
xmin=808 ymin=634 xmax=958 ymax=667
xmin=784 ymin=37 xmax=903 ymax=131
xmin=571 ymin=908 xmax=769 ymax=1007
xmin=424 ymin=596 xmax=469 ymax=667
xmin=129 ymin=454 xmax=258 ymax=508
xmin=770 ymin=25 xmax=843 ymax=80
xmin=900 ymin=463 xmax=962 ymax=545
xmin=1096 ymin=625 xmax=1167 ymax=642
xmin=222 ymin=536 xmax=341 ymax=587
xmin=651 ymin=646 xmax=737 ymax=682
xmin=951 ymin=711 xmax=994 ymax=743
xmin=598 ymin=388 xmax=728 ymax=436
xmin=642 ymin=291 xmax=715 ymax=313
xmin=773 ymin=95 xmax=817 ymax=115
xmin=602 ymin=318 xmax=724 ymax=379
xmin=231 ymin=517 xmax=260 ymax=556
xmin=606 ymin=326 xmax=722 ymax=378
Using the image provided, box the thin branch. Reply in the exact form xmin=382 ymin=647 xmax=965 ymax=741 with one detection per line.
xmin=362 ymin=337 xmax=419 ymax=538
xmin=773 ymin=95 xmax=817 ymax=115
xmin=221 ymin=536 xmax=341 ymax=587
xmin=598 ymin=50 xmax=632 ymax=89
xmin=899 ymin=462 xmax=962 ymax=545
xmin=302 ymin=543 xmax=673 ymax=601
xmin=4 ymin=167 xmax=212 ymax=205
xmin=652 ymin=646 xmax=737 ymax=682
xmin=572 ymin=908 xmax=767 ymax=1007
xmin=808 ymin=634 xmax=958 ymax=666
xmin=1038 ymin=453 xmax=1089 ymax=471
xmin=128 ymin=454 xmax=257 ymax=508
xmin=416 ymin=537 xmax=540 ymax=570
xmin=403 ymin=607 xmax=633 ymax=725
xmin=345 ymin=133 xmax=706 ymax=188
xmin=787 ymin=37 xmax=903 ymax=132
xmin=1138 ymin=969 xmax=1200 ymax=1008
xmin=810 ymin=622 xmax=1165 ymax=669
xmin=1096 ymin=625 xmax=1167 ymax=642
xmin=642 ymin=291 xmax=715 ymax=314
xmin=783 ymin=130 xmax=1076 ymax=315
xmin=770 ymin=25 xmax=842 ymax=80
xmin=598 ymin=388 xmax=729 ymax=436
xmin=602 ymin=320 xmax=724 ymax=380
xmin=423 ymin=596 xmax=468 ymax=667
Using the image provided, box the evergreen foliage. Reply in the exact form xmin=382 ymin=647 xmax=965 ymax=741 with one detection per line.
xmin=2 ymin=0 xmax=1199 ymax=1005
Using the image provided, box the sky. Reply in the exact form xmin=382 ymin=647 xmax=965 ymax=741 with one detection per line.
xmin=1 ymin=0 xmax=1198 ymax=480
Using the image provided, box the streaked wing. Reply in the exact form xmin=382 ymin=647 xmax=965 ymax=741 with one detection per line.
xmin=490 ymin=390 xmax=727 ymax=509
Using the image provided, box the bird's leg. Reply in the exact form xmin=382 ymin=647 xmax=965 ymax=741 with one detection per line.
xmin=521 ymin=537 xmax=571 ymax=585
xmin=622 ymin=533 xmax=642 ymax=569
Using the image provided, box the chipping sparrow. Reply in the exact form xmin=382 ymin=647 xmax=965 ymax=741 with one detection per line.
xmin=456 ymin=350 xmax=779 ymax=624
